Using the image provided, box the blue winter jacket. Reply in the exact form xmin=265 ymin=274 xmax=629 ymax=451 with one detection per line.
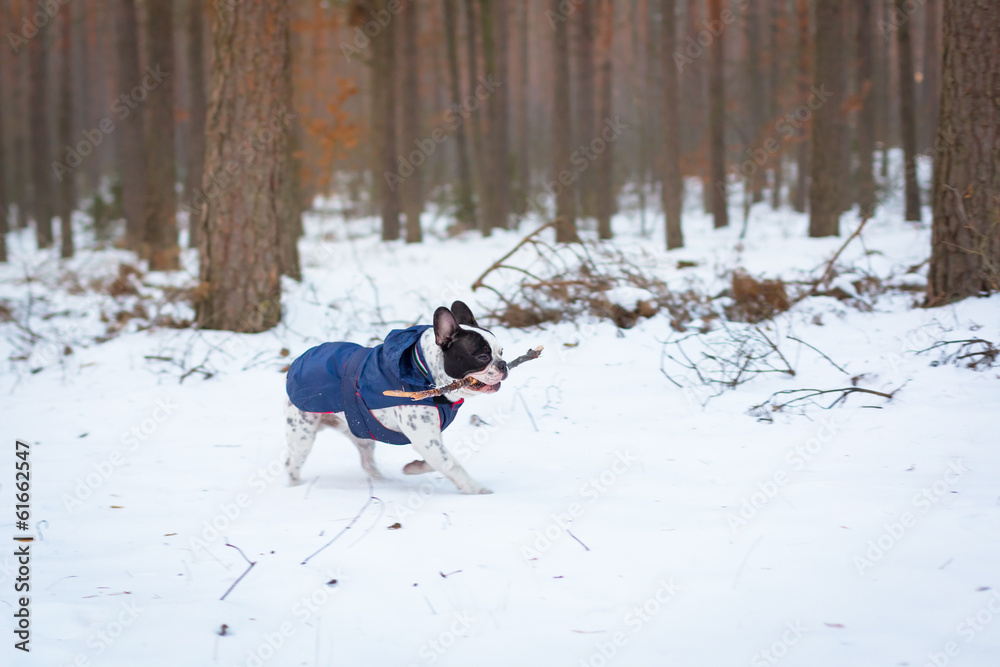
xmin=286 ymin=325 xmax=464 ymax=445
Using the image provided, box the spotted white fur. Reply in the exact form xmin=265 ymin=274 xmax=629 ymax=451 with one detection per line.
xmin=284 ymin=326 xmax=502 ymax=494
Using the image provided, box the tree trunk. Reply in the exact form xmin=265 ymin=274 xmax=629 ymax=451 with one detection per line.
xmin=926 ymin=0 xmax=999 ymax=305
xmin=196 ymin=0 xmax=294 ymax=332
xmin=464 ymin=0 xmax=485 ymax=233
xmin=443 ymin=0 xmax=476 ymax=226
xmin=791 ymin=0 xmax=809 ymax=213
xmin=575 ymin=0 xmax=596 ymax=218
xmin=491 ymin=0 xmax=511 ymax=230
xmin=401 ymin=0 xmax=423 ymax=243
xmin=921 ymin=0 xmax=941 ymax=152
xmin=707 ymin=0 xmax=728 ymax=229
xmin=57 ymin=9 xmax=74 ymax=258
xmin=595 ymin=0 xmax=615 ymax=240
xmin=808 ymin=0 xmax=844 ymax=237
xmin=515 ymin=0 xmax=530 ymax=215
xmin=0 ymin=42 xmax=6 ymax=263
xmin=373 ymin=0 xmax=400 ymax=240
xmin=856 ymin=0 xmax=876 ymax=217
xmin=185 ymin=0 xmax=207 ymax=249
xmin=896 ymin=0 xmax=921 ymax=222
xmin=142 ymin=0 xmax=179 ymax=270
xmin=115 ymin=0 xmax=147 ymax=254
xmin=746 ymin=0 xmax=766 ymax=204
xmin=29 ymin=18 xmax=53 ymax=249
xmin=552 ymin=0 xmax=579 ymax=243
xmin=660 ymin=0 xmax=682 ymax=248
xmin=768 ymin=0 xmax=784 ymax=210
xmin=478 ymin=0 xmax=497 ymax=235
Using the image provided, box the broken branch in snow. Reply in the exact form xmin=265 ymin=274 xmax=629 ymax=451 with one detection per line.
xmin=219 ymin=543 xmax=257 ymax=601
xmin=752 ymin=385 xmax=900 ymax=413
xmin=383 ymin=346 xmax=543 ymax=400
xmin=915 ymin=338 xmax=999 ymax=371
xmin=806 ymin=215 xmax=873 ymax=297
xmin=301 ymin=477 xmax=379 ymax=565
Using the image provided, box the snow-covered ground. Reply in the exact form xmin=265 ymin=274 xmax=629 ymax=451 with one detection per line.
xmin=3 ymin=168 xmax=1000 ymax=666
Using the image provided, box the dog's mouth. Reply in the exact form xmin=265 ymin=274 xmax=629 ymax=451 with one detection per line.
xmin=465 ymin=377 xmax=501 ymax=394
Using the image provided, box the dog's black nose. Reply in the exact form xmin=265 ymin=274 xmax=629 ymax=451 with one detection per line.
xmin=497 ymin=359 xmax=508 ymax=379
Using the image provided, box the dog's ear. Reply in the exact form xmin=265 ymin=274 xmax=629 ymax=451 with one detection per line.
xmin=450 ymin=300 xmax=479 ymax=328
xmin=433 ymin=306 xmax=460 ymax=347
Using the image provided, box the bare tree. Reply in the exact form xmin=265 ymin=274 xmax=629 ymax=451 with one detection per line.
xmin=196 ymin=0 xmax=295 ymax=332
xmin=896 ymin=0 xmax=921 ymax=222
xmin=660 ymin=0 xmax=682 ymax=248
xmin=115 ymin=0 xmax=147 ymax=253
xmin=808 ymin=0 xmax=844 ymax=237
xmin=373 ymin=0 xmax=400 ymax=240
xmin=142 ymin=0 xmax=180 ymax=269
xmin=29 ymin=19 xmax=53 ymax=249
xmin=464 ymin=0 xmax=486 ymax=233
xmin=707 ymin=0 xmax=728 ymax=228
xmin=921 ymin=0 xmax=941 ymax=152
xmin=401 ymin=0 xmax=423 ymax=243
xmin=595 ymin=0 xmax=615 ymax=240
xmin=56 ymin=8 xmax=74 ymax=258
xmin=856 ymin=0 xmax=876 ymax=217
xmin=552 ymin=0 xmax=579 ymax=242
xmin=185 ymin=0 xmax=208 ymax=248
xmin=575 ymin=0 xmax=596 ymax=217
xmin=443 ymin=0 xmax=476 ymax=226
xmin=791 ymin=0 xmax=810 ymax=213
xmin=926 ymin=0 xmax=999 ymax=305
xmin=515 ymin=0 xmax=530 ymax=214
xmin=745 ymin=0 xmax=766 ymax=203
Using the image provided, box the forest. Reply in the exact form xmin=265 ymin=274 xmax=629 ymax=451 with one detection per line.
xmin=2 ymin=1 xmax=999 ymax=666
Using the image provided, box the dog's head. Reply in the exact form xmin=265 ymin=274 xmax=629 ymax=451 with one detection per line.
xmin=433 ymin=301 xmax=507 ymax=395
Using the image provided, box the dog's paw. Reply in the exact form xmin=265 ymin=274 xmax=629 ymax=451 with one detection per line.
xmin=287 ymin=474 xmax=302 ymax=487
xmin=463 ymin=485 xmax=493 ymax=495
xmin=403 ymin=460 xmax=433 ymax=475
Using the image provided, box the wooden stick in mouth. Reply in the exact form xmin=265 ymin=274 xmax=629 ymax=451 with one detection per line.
xmin=383 ymin=346 xmax=543 ymax=400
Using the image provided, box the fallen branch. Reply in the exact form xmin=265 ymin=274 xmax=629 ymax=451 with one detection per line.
xmin=471 ymin=222 xmax=556 ymax=292
xmin=301 ymin=477 xmax=378 ymax=565
xmin=219 ymin=543 xmax=257 ymax=601
xmin=383 ymin=345 xmax=543 ymax=400
xmin=753 ymin=385 xmax=900 ymax=412
xmin=806 ymin=215 xmax=873 ymax=297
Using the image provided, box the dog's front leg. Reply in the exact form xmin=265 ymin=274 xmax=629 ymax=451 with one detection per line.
xmin=394 ymin=406 xmax=492 ymax=495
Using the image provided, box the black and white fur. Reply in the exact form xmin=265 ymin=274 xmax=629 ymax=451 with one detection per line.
xmin=284 ymin=301 xmax=506 ymax=494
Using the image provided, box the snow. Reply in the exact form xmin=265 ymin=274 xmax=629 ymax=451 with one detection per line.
xmin=3 ymin=168 xmax=1000 ymax=667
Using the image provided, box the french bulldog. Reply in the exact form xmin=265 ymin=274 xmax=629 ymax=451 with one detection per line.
xmin=284 ymin=301 xmax=506 ymax=494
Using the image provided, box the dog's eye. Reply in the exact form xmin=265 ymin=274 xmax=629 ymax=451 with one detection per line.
xmin=477 ymin=354 xmax=490 ymax=363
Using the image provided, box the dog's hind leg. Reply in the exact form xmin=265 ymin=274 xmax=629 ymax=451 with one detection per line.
xmin=284 ymin=401 xmax=322 ymax=485
xmin=344 ymin=434 xmax=385 ymax=481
